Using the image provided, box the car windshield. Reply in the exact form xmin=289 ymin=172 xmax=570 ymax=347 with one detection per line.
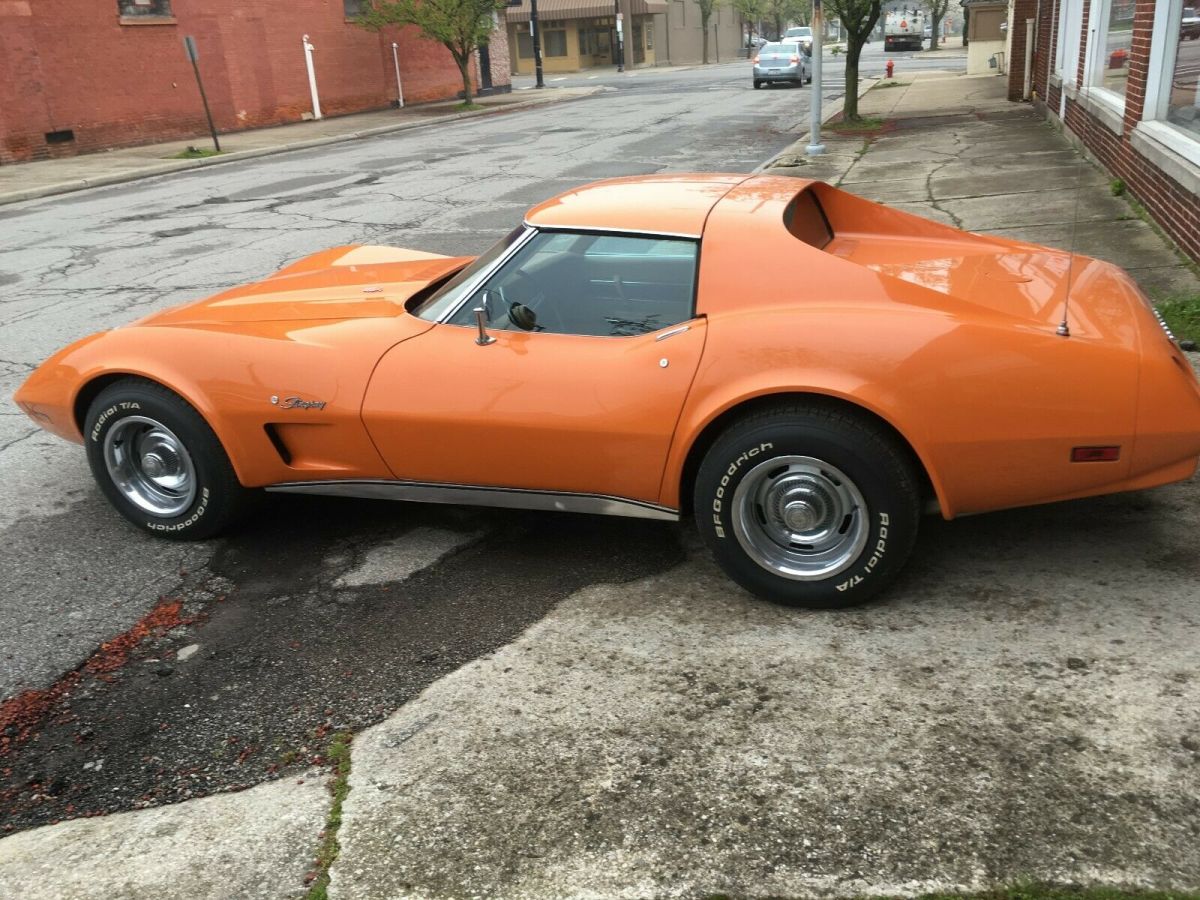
xmin=411 ymin=225 xmax=528 ymax=321
xmin=785 ymin=27 xmax=811 ymax=37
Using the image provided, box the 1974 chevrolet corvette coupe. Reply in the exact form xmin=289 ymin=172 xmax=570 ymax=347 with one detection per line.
xmin=15 ymin=175 xmax=1200 ymax=607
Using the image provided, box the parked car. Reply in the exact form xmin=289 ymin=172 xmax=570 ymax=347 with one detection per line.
xmin=753 ymin=42 xmax=812 ymax=88
xmin=1183 ymin=7 xmax=1200 ymax=39
xmin=15 ymin=175 xmax=1200 ymax=608
xmin=781 ymin=26 xmax=813 ymax=55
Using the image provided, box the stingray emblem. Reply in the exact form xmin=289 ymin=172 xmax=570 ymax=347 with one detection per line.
xmin=270 ymin=395 xmax=327 ymax=410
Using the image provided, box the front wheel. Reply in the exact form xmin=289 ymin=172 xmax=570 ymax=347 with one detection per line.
xmin=694 ymin=404 xmax=921 ymax=608
xmin=84 ymin=378 xmax=251 ymax=540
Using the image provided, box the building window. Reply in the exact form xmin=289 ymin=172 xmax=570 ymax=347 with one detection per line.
xmin=518 ymin=31 xmax=534 ymax=58
xmin=1092 ymin=0 xmax=1133 ymax=99
xmin=1159 ymin=3 xmax=1200 ymax=140
xmin=646 ymin=22 xmax=654 ymax=49
xmin=118 ymin=0 xmax=172 ymax=17
xmin=544 ymin=28 xmax=567 ymax=56
xmin=344 ymin=0 xmax=365 ymax=17
xmin=1055 ymin=0 xmax=1084 ymax=83
xmin=1135 ymin=0 xmax=1199 ymax=165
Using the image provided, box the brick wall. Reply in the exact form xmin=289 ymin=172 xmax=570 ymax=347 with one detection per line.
xmin=0 ymin=0 xmax=510 ymax=163
xmin=1023 ymin=0 xmax=1199 ymax=265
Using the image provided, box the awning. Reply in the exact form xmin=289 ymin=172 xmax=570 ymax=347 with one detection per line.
xmin=506 ymin=0 xmax=668 ymax=24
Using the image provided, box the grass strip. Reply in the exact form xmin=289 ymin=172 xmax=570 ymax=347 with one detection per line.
xmin=304 ymin=731 xmax=353 ymax=900
xmin=1154 ymin=292 xmax=1200 ymax=345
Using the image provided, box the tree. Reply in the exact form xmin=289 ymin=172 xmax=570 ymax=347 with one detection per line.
xmin=695 ymin=0 xmax=722 ymax=63
xmin=764 ymin=0 xmax=809 ymax=39
xmin=731 ymin=0 xmax=767 ymax=46
xmin=357 ymin=0 xmax=505 ymax=105
xmin=922 ymin=0 xmax=951 ymax=50
xmin=823 ymin=0 xmax=882 ymax=121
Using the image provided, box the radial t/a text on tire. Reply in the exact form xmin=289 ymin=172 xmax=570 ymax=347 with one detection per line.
xmin=694 ymin=403 xmax=921 ymax=608
xmin=84 ymin=378 xmax=250 ymax=540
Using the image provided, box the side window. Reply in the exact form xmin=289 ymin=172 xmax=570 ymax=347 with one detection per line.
xmin=449 ymin=231 xmax=698 ymax=338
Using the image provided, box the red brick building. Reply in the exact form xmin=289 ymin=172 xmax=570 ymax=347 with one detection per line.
xmin=0 ymin=0 xmax=511 ymax=164
xmin=1008 ymin=0 xmax=1199 ymax=263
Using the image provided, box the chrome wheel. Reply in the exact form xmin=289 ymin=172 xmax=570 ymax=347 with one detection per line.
xmin=731 ymin=455 xmax=868 ymax=581
xmin=103 ymin=416 xmax=197 ymax=517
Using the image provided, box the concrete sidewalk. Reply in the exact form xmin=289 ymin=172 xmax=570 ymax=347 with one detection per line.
xmin=763 ymin=71 xmax=1200 ymax=298
xmin=0 ymin=87 xmax=598 ymax=207
xmin=4 ymin=69 xmax=1200 ymax=900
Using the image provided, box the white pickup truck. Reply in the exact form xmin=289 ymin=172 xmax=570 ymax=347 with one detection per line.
xmin=884 ymin=9 xmax=925 ymax=51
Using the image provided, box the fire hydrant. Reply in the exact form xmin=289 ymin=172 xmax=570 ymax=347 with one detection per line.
xmin=886 ymin=59 xmax=895 ymax=78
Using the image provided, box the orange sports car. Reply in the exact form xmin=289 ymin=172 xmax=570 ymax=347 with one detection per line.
xmin=14 ymin=175 xmax=1200 ymax=607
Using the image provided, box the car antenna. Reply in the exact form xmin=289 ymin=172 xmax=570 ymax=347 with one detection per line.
xmin=1059 ymin=19 xmax=1100 ymax=339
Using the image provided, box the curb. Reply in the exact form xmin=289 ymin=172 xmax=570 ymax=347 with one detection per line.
xmin=754 ymin=77 xmax=880 ymax=174
xmin=0 ymin=88 xmax=602 ymax=207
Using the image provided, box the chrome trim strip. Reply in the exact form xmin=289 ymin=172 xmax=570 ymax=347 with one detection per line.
xmin=655 ymin=324 xmax=691 ymax=342
xmin=264 ymin=479 xmax=680 ymax=521
xmin=523 ymin=221 xmax=702 ymax=240
xmin=436 ymin=226 xmax=538 ymax=324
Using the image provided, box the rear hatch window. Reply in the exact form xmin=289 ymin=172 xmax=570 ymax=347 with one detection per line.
xmin=785 ymin=189 xmax=833 ymax=249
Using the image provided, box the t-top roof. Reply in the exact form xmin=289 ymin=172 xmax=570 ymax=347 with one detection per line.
xmin=523 ymin=174 xmax=752 ymax=238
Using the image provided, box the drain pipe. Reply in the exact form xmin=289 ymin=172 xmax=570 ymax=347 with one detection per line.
xmin=1023 ymin=18 xmax=1034 ymax=99
xmin=303 ymin=34 xmax=322 ymax=120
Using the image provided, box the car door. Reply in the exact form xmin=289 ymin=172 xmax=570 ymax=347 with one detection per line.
xmin=361 ymin=230 xmax=707 ymax=506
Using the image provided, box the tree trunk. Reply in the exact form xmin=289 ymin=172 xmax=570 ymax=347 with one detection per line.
xmin=930 ymin=14 xmax=941 ymax=50
xmin=843 ymin=35 xmax=864 ymax=121
xmin=702 ymin=21 xmax=710 ymax=63
xmin=455 ymin=51 xmax=473 ymax=104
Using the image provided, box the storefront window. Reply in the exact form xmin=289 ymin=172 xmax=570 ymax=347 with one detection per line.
xmin=518 ymin=32 xmax=534 ymax=58
xmin=1167 ymin=9 xmax=1200 ymax=138
xmin=1096 ymin=0 xmax=1134 ymax=97
xmin=544 ymin=29 xmax=567 ymax=56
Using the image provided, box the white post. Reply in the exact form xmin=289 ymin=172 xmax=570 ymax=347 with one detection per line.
xmin=806 ymin=2 xmax=825 ymax=156
xmin=1023 ymin=18 xmax=1034 ymax=100
xmin=303 ymin=34 xmax=322 ymax=120
xmin=391 ymin=41 xmax=405 ymax=108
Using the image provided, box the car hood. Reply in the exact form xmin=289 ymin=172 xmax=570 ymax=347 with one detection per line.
xmin=135 ymin=245 xmax=472 ymax=327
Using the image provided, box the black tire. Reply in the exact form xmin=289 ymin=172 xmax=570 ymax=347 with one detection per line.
xmin=84 ymin=378 xmax=250 ymax=540
xmin=694 ymin=404 xmax=920 ymax=609
xmin=753 ymin=80 xmax=763 ymax=89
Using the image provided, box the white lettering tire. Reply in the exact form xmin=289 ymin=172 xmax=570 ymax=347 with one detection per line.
xmin=694 ymin=404 xmax=920 ymax=608
xmin=84 ymin=379 xmax=250 ymax=541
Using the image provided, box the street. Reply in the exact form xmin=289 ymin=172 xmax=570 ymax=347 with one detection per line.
xmin=4 ymin=49 xmax=1200 ymax=900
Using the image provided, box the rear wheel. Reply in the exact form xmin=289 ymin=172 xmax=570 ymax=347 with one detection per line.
xmin=84 ymin=378 xmax=251 ymax=540
xmin=753 ymin=79 xmax=763 ymax=89
xmin=694 ymin=404 xmax=921 ymax=608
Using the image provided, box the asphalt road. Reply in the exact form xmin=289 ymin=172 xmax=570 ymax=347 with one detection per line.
xmin=0 ymin=58 xmax=887 ymax=830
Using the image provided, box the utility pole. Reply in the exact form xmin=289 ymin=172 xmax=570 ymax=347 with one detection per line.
xmin=615 ymin=0 xmax=625 ymax=72
xmin=806 ymin=0 xmax=825 ymax=156
xmin=531 ymin=0 xmax=545 ymax=87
